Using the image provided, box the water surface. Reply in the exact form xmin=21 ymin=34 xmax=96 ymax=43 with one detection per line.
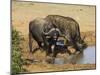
xmin=54 ymin=46 xmax=96 ymax=64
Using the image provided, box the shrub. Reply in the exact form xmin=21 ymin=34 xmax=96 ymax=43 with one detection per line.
xmin=11 ymin=29 xmax=24 ymax=75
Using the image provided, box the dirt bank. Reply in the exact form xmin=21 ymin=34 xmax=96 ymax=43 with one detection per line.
xmin=22 ymin=63 xmax=95 ymax=73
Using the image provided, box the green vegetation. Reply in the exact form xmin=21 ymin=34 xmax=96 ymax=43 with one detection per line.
xmin=11 ymin=29 xmax=24 ymax=74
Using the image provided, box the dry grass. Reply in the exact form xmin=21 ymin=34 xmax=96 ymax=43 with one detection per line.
xmin=12 ymin=1 xmax=95 ymax=35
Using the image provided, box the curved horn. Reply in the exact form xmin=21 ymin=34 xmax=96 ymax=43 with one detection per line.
xmin=55 ymin=28 xmax=62 ymax=35
xmin=43 ymin=28 xmax=57 ymax=35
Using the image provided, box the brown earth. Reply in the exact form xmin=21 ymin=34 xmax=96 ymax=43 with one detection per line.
xmin=22 ymin=64 xmax=95 ymax=73
xmin=12 ymin=1 xmax=96 ymax=73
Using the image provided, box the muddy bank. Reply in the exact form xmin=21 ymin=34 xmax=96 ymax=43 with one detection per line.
xmin=81 ymin=31 xmax=96 ymax=46
xmin=22 ymin=63 xmax=95 ymax=73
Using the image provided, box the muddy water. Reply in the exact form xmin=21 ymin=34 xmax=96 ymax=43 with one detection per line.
xmin=54 ymin=46 xmax=96 ymax=64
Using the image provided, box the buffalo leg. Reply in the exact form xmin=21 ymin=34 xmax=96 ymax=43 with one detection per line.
xmin=46 ymin=48 xmax=52 ymax=56
xmin=52 ymin=51 xmax=57 ymax=64
xmin=29 ymin=32 xmax=33 ymax=52
xmin=32 ymin=47 xmax=40 ymax=53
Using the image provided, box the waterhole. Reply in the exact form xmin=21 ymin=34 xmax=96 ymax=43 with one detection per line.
xmin=54 ymin=46 xmax=96 ymax=64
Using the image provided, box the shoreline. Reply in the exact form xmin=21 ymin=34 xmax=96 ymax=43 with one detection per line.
xmin=22 ymin=64 xmax=96 ymax=73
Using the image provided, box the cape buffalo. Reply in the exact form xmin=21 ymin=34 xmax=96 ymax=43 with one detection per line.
xmin=29 ymin=18 xmax=66 ymax=57
xmin=45 ymin=15 xmax=87 ymax=51
xmin=29 ymin=15 xmax=87 ymax=59
xmin=29 ymin=18 xmax=51 ymax=53
xmin=29 ymin=18 xmax=62 ymax=57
